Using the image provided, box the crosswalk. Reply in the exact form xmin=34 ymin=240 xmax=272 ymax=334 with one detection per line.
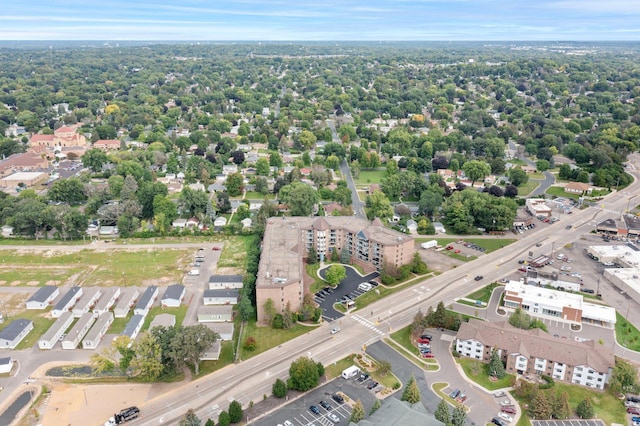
xmin=352 ymin=314 xmax=384 ymax=335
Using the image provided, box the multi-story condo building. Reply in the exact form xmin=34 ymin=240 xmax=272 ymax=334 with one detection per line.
xmin=456 ymin=319 xmax=614 ymax=390
xmin=256 ymin=216 xmax=414 ymax=325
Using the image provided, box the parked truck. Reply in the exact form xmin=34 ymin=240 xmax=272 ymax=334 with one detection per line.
xmin=104 ymin=406 xmax=140 ymax=425
xmin=341 ymin=365 xmax=361 ymax=380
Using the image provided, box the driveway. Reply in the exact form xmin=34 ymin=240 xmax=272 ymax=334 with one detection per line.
xmin=318 ymin=265 xmax=378 ymax=321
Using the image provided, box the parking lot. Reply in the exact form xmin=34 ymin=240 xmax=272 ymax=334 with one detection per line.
xmin=252 ymin=376 xmax=380 ymax=426
xmin=316 ymin=266 xmax=379 ymax=321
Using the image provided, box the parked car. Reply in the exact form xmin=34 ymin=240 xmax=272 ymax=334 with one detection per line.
xmin=498 ymin=412 xmax=513 ymax=423
xmin=421 ymin=353 xmax=434 ymax=358
xmin=421 ymin=334 xmax=432 ymax=340
xmin=284 ymin=421 xmax=294 ymax=426
xmin=212 ymin=246 xmax=221 ymax=251
xmin=492 ymin=417 xmax=507 ymax=426
xmin=628 ymin=407 xmax=640 ymax=415
xmin=474 ymin=275 xmax=483 ymax=281
xmin=449 ymin=389 xmax=460 ymax=399
xmin=417 ymin=337 xmax=430 ymax=344
xmin=367 ymin=381 xmax=379 ymax=390
xmin=332 ymin=394 xmax=344 ymax=404
xmin=319 ymin=400 xmax=332 ymax=411
xmin=500 ymin=406 xmax=516 ymax=414
xmin=328 ymin=413 xmax=341 ymax=423
xmin=309 ymin=405 xmax=321 ymax=415
xmin=493 ymin=391 xmax=506 ymax=398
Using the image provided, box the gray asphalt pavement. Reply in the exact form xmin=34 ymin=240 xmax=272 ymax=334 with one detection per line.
xmin=317 ymin=265 xmax=379 ymax=321
xmin=340 ymin=159 xmax=366 ymax=219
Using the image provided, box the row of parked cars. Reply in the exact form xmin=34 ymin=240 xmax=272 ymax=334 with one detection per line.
xmin=416 ymin=334 xmax=434 ymax=359
xmin=491 ymin=390 xmax=516 ymax=425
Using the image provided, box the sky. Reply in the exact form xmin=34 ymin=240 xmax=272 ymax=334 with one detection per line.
xmin=1 ymin=0 xmax=640 ymax=41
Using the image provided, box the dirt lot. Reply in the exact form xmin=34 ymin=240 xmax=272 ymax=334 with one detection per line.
xmin=415 ymin=244 xmax=464 ymax=273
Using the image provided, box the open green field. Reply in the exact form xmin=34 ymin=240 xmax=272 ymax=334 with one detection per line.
xmin=416 ymin=238 xmax=516 ymax=253
xmin=355 ymin=169 xmax=386 ymax=184
xmin=325 ymin=355 xmax=357 ymax=379
xmin=455 ymin=357 xmax=516 ymax=390
xmin=238 ymin=320 xmax=319 ymax=360
xmin=216 ymin=235 xmax=257 ymax=270
xmin=615 ymin=311 xmax=640 ymax=351
xmin=529 ymin=172 xmax=545 ymax=180
xmin=517 ymin=180 xmax=539 ymax=196
xmin=245 ymin=191 xmax=275 ymax=200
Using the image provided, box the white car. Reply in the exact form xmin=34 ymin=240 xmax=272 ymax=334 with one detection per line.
xmin=498 ymin=412 xmax=513 ymax=423
xmin=500 ymin=399 xmax=512 ymax=406
xmin=331 ymin=326 xmax=341 ymax=334
xmin=284 ymin=421 xmax=294 ymax=426
xmin=493 ymin=391 xmax=506 ymax=398
xmin=328 ymin=413 xmax=340 ymax=423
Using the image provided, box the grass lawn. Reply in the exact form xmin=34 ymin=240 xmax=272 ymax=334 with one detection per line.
xmin=455 ymin=357 xmax=515 ymax=390
xmin=109 ymin=312 xmax=133 ymax=334
xmin=615 ymin=311 xmax=640 ymax=351
xmin=546 ymin=186 xmax=580 ymax=199
xmin=387 ymin=326 xmax=440 ymax=370
xmin=142 ymin=305 xmax=189 ymax=331
xmin=0 ymin=310 xmax=54 ymax=350
xmin=216 ymin=235 xmax=258 ymax=270
xmin=325 ymin=355 xmax=357 ymax=379
xmin=238 ymin=321 xmax=319 ymax=360
xmin=0 ymin=266 xmax=84 ymax=286
xmin=517 ymin=180 xmax=539 ymax=196
xmin=355 ymin=169 xmax=386 ymax=185
xmin=197 ymin=341 xmax=235 ymax=377
xmin=466 ymin=283 xmax=500 ymax=303
xmin=416 ymin=238 xmax=517 ymax=254
xmin=554 ymin=382 xmax=626 ymax=425
xmin=528 ymin=172 xmax=545 ymax=180
xmin=306 ymin=264 xmax=327 ymax=293
xmin=245 ymin=191 xmax=275 ymax=200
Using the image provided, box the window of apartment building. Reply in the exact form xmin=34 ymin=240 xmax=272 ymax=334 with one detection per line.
xmin=575 ymin=373 xmax=581 ymax=378
xmin=588 ymin=369 xmax=594 ymax=374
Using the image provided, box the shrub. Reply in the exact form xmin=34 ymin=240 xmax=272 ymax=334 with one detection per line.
xmin=243 ymin=336 xmax=256 ymax=351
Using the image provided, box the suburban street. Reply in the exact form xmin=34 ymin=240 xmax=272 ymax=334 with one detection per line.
xmin=119 ymin=154 xmax=640 ymax=425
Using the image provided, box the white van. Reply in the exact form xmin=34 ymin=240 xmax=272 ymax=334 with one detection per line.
xmin=187 ymin=269 xmax=200 ymax=276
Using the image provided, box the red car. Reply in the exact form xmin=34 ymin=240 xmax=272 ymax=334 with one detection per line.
xmin=628 ymin=407 xmax=640 ymax=415
xmin=417 ymin=338 xmax=430 ymax=344
xmin=501 ymin=406 xmax=516 ymax=414
xmin=212 ymin=246 xmax=221 ymax=251
xmin=421 ymin=353 xmax=434 ymax=358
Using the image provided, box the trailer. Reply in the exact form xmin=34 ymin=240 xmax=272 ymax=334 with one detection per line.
xmin=341 ymin=365 xmax=360 ymax=380
xmin=104 ymin=406 xmax=140 ymax=425
xmin=530 ymin=255 xmax=551 ymax=268
xmin=421 ymin=240 xmax=438 ymax=249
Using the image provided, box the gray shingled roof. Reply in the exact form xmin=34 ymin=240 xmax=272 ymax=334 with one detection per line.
xmin=0 ymin=319 xmax=32 ymax=341
xmin=136 ymin=286 xmax=158 ymax=309
xmin=162 ymin=284 xmax=185 ymax=301
xmin=53 ymin=287 xmax=81 ymax=311
xmin=204 ymin=289 xmax=239 ymax=298
xmin=27 ymin=285 xmax=57 ymax=303
xmin=208 ymin=275 xmax=243 ymax=283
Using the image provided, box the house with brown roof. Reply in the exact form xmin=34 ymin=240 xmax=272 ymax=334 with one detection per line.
xmin=30 ymin=125 xmax=87 ymax=148
xmin=456 ymin=319 xmax=614 ymax=390
xmin=93 ymin=139 xmax=121 ymax=151
xmin=0 ymin=151 xmax=49 ymax=178
xmin=565 ymin=182 xmax=593 ymax=195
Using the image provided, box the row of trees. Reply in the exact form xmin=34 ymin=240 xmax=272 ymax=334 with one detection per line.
xmin=178 ymin=399 xmax=242 ymax=426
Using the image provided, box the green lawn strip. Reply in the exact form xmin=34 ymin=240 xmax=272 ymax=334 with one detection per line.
xmin=517 ymin=180 xmax=539 ymax=196
xmin=216 ymin=235 xmax=257 ymax=270
xmin=445 ymin=252 xmax=477 ymax=262
xmin=465 ymin=283 xmax=499 ymax=303
xmin=457 ymin=299 xmax=484 ymax=308
xmin=528 ymin=172 xmax=545 ymax=180
xmin=245 ymin=191 xmax=275 ymax=200
xmin=415 ymin=238 xmax=516 ymax=253
xmin=545 ymin=186 xmax=580 ymax=199
xmin=325 ymin=355 xmax=357 ymax=379
xmin=196 ymin=341 xmax=235 ymax=378
xmin=455 ymin=357 xmax=515 ymax=390
xmin=0 ymin=239 xmax=87 ymax=246
xmin=109 ymin=312 xmax=133 ymax=334
xmin=306 ymin=264 xmax=327 ymax=293
xmin=238 ymin=320 xmax=319 ymax=360
xmin=389 ymin=326 xmax=420 ymax=357
xmin=142 ymin=305 xmax=189 ymax=331
xmin=615 ymin=311 xmax=640 ymax=351
xmin=355 ymin=169 xmax=386 ymax=184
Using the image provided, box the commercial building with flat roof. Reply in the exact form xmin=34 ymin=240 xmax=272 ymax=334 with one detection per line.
xmin=456 ymin=319 xmax=614 ymax=390
xmin=256 ymin=216 xmax=413 ymax=324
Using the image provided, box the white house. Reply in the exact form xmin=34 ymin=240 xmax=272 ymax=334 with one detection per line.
xmin=51 ymin=286 xmax=83 ymax=318
xmin=61 ymin=312 xmax=96 ymax=350
xmin=208 ymin=275 xmax=244 ymax=290
xmin=26 ymin=286 xmax=59 ymax=310
xmin=72 ymin=287 xmax=102 ymax=318
xmin=134 ymin=286 xmax=158 ymax=316
xmin=122 ymin=314 xmax=145 ymax=342
xmin=93 ymin=287 xmax=121 ymax=315
xmin=197 ymin=305 xmax=234 ymax=322
xmin=0 ymin=357 xmax=13 ymax=374
xmin=0 ymin=319 xmax=33 ymax=349
xmin=200 ymin=341 xmax=221 ymax=361
xmin=204 ymin=322 xmax=234 ymax=341
xmin=38 ymin=311 xmax=73 ymax=350
xmin=213 ymin=217 xmax=228 ymax=228
xmin=82 ymin=312 xmax=114 ymax=350
xmin=161 ymin=284 xmax=185 ymax=308
xmin=114 ymin=287 xmax=139 ymax=318
xmin=203 ymin=289 xmax=239 ymax=305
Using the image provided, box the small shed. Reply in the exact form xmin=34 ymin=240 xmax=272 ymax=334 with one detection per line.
xmin=161 ymin=284 xmax=185 ymax=308
xmin=82 ymin=312 xmax=114 ymax=350
xmin=122 ymin=314 xmax=145 ymax=342
xmin=134 ymin=286 xmax=158 ymax=316
xmin=72 ymin=287 xmax=102 ymax=318
xmin=0 ymin=319 xmax=33 ymax=349
xmin=197 ymin=305 xmax=234 ymax=323
xmin=51 ymin=286 xmax=83 ymax=318
xmin=0 ymin=357 xmax=13 ymax=374
xmin=204 ymin=322 xmax=234 ymax=341
xmin=26 ymin=286 xmax=59 ymax=309
xmin=38 ymin=311 xmax=73 ymax=350
xmin=61 ymin=312 xmax=96 ymax=350
xmin=114 ymin=287 xmax=139 ymax=318
xmin=203 ymin=289 xmax=239 ymax=305
xmin=208 ymin=275 xmax=244 ymax=290
xmin=93 ymin=287 xmax=121 ymax=315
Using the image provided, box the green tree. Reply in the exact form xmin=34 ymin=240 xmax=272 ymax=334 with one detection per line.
xmin=435 ymin=398 xmax=451 ymax=424
xmin=279 ymin=181 xmax=319 ymax=216
xmin=325 ymin=264 xmax=346 ymax=286
xmin=204 ymin=419 xmax=214 ymax=426
xmin=299 ymin=130 xmax=317 ymax=150
xmin=228 ymin=400 xmax=242 ymax=423
xmin=130 ymin=332 xmax=164 ymax=381
xmin=430 ymin=301 xmax=447 ymax=328
xmin=82 ymin=148 xmax=109 ymax=172
xmin=552 ymin=390 xmax=570 ymax=420
xmin=365 ymin=190 xmax=393 ymax=221
xmin=179 ymin=409 xmax=201 ymax=426
xmin=462 ymin=160 xmax=491 ymax=186
xmin=179 ymin=187 xmax=209 ymax=218
xmin=376 ymin=360 xmax=392 ymax=377
xmin=536 ymin=159 xmax=550 ymax=172
xmin=576 ymin=397 xmax=594 ymax=419
xmin=508 ymin=166 xmax=529 ymax=186
xmin=218 ymin=410 xmax=230 ymax=426
xmin=530 ymin=389 xmax=552 ymax=419
xmin=369 ymin=399 xmax=381 ymax=416
xmin=255 ymin=157 xmax=270 ymax=176
xmin=488 ymin=348 xmax=506 ymax=378
xmin=169 ymin=324 xmax=219 ymax=375
xmin=226 ymin=172 xmax=245 ymax=197
xmin=287 ymin=356 xmax=320 ymax=391
xmin=272 ymin=378 xmax=287 ymax=398
xmin=608 ymin=358 xmax=640 ymax=395
xmin=47 ymin=178 xmax=87 ymax=205
xmin=350 ymin=400 xmax=365 ymax=423
xmin=401 ymin=374 xmax=421 ymax=404
xmin=451 ymin=404 xmax=466 ymax=426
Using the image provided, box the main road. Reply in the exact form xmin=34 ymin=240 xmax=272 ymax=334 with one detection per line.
xmin=132 ymin=155 xmax=640 ymax=425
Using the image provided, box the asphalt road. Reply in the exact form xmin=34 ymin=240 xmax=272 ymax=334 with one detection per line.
xmin=340 ymin=159 xmax=366 ymax=219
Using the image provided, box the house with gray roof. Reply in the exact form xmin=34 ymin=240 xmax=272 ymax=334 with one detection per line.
xmin=26 ymin=285 xmax=59 ymax=309
xmin=0 ymin=357 xmax=13 ymax=374
xmin=0 ymin=319 xmax=33 ymax=349
xmin=197 ymin=305 xmax=233 ymax=322
xmin=82 ymin=312 xmax=114 ymax=350
xmin=51 ymin=286 xmax=83 ymax=318
xmin=61 ymin=312 xmax=95 ymax=350
xmin=134 ymin=286 xmax=158 ymax=316
xmin=203 ymin=289 xmax=239 ymax=305
xmin=122 ymin=314 xmax=145 ymax=342
xmin=161 ymin=284 xmax=185 ymax=308
xmin=38 ymin=311 xmax=73 ymax=350
xmin=72 ymin=287 xmax=102 ymax=318
xmin=208 ymin=275 xmax=244 ymax=290
xmin=93 ymin=287 xmax=121 ymax=315
xmin=114 ymin=287 xmax=139 ymax=318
